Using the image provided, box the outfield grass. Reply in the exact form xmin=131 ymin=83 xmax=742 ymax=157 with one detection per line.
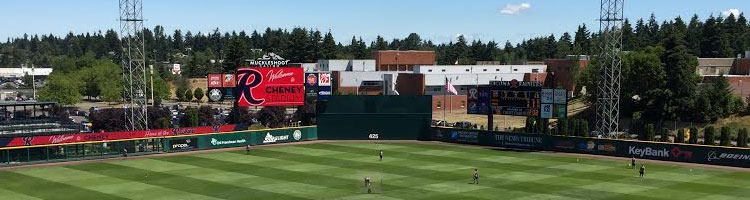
xmin=1 ymin=142 xmax=749 ymax=200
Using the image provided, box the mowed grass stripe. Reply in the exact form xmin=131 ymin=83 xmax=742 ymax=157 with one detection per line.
xmin=0 ymin=171 xmax=128 ymax=200
xmin=153 ymin=155 xmax=357 ymax=193
xmin=0 ymin=187 xmax=43 ymax=200
xmin=369 ymin=142 xmax=747 ymax=193
xmin=14 ymin=166 xmax=223 ymax=200
xmin=65 ymin=162 xmax=306 ymax=200
xmin=233 ymin=147 xmax=494 ymax=199
xmin=175 ymin=151 xmax=466 ymax=200
xmin=304 ymin=143 xmax=574 ymax=177
xmin=186 ymin=150 xmax=452 ymax=199
xmin=240 ymin=147 xmax=468 ymax=183
xmin=313 ymin=143 xmax=711 ymax=200
xmin=277 ymin=144 xmax=635 ymax=200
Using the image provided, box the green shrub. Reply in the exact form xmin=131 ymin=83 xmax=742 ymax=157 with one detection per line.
xmin=676 ymin=129 xmax=685 ymax=143
xmin=688 ymin=127 xmax=699 ymax=144
xmin=738 ymin=128 xmax=748 ymax=148
xmin=704 ymin=126 xmax=716 ymax=145
xmin=645 ymin=124 xmax=655 ymax=141
xmin=720 ymin=127 xmax=731 ymax=146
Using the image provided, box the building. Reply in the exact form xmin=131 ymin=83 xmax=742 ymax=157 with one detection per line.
xmin=0 ymin=67 xmax=53 ymax=78
xmin=544 ymin=56 xmax=590 ymax=96
xmin=415 ymin=65 xmax=547 ymax=95
xmin=317 ymin=60 xmax=375 ymax=72
xmin=702 ymin=75 xmax=750 ymax=102
xmin=372 ymin=50 xmax=435 ymax=71
xmin=697 ymin=58 xmax=734 ymax=76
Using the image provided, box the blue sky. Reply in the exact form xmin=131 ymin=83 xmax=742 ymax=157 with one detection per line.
xmin=0 ymin=0 xmax=747 ymax=44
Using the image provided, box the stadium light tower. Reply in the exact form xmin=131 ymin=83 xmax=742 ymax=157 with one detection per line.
xmin=596 ymin=0 xmax=624 ymax=137
xmin=119 ymin=0 xmax=149 ymax=130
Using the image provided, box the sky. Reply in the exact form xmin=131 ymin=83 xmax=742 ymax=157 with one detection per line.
xmin=0 ymin=0 xmax=747 ymax=45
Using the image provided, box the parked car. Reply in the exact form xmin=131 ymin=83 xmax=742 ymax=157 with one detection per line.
xmin=453 ymin=121 xmax=473 ymax=129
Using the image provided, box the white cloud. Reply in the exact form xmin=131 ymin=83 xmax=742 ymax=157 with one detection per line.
xmin=499 ymin=3 xmax=531 ymax=15
xmin=722 ymin=9 xmax=741 ymax=17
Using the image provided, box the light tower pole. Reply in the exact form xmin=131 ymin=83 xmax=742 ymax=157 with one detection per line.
xmin=119 ymin=0 xmax=149 ymax=130
xmin=595 ymin=0 xmax=624 ymax=137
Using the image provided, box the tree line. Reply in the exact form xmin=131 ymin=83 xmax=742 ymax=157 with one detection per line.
xmin=2 ymin=13 xmax=750 ymax=78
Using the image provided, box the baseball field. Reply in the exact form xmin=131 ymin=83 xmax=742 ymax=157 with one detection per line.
xmin=1 ymin=142 xmax=748 ymax=200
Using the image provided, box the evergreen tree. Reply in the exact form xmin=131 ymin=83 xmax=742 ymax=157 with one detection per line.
xmin=738 ymin=128 xmax=748 ymax=148
xmin=704 ymin=126 xmax=716 ymax=145
xmin=372 ymin=35 xmax=388 ymax=51
xmin=661 ymin=27 xmax=698 ymax=120
xmin=686 ymin=15 xmax=703 ymax=56
xmin=321 ymin=32 xmax=337 ymax=59
xmin=634 ymin=19 xmax=649 ymax=50
xmin=720 ymin=126 xmax=731 ymax=146
xmin=223 ymin=36 xmax=248 ymax=73
xmin=573 ymin=24 xmax=591 ymax=55
xmin=689 ymin=127 xmax=699 ymax=144
xmin=676 ymin=129 xmax=685 ymax=143
xmin=621 ymin=19 xmax=635 ymax=51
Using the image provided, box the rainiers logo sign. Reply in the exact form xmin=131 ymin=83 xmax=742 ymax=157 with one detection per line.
xmin=236 ymin=67 xmax=305 ymax=106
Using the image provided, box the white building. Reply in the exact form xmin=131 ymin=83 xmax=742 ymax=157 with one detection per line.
xmin=415 ymin=65 xmax=547 ymax=95
xmin=334 ymin=64 xmax=547 ymax=96
xmin=318 ymin=60 xmax=376 ymax=72
xmin=0 ymin=67 xmax=53 ymax=78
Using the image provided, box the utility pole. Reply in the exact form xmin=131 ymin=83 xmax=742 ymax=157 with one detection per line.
xmin=150 ymin=65 xmax=155 ymax=107
xmin=31 ymin=63 xmax=36 ymax=101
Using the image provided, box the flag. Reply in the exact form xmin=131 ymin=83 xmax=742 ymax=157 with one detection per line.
xmin=446 ymin=78 xmax=458 ymax=95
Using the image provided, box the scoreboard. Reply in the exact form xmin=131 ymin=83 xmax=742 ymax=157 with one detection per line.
xmin=489 ymin=80 xmax=542 ymax=117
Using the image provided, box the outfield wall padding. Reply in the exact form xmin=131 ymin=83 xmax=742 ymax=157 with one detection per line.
xmin=431 ymin=127 xmax=750 ymax=168
xmin=317 ymin=96 xmax=432 ymax=140
xmin=164 ymin=127 xmax=317 ymax=152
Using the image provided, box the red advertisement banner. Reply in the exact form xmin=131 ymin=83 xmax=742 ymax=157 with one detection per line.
xmin=236 ymin=67 xmax=305 ymax=106
xmin=222 ymin=74 xmax=236 ymax=87
xmin=0 ymin=125 xmax=237 ymax=148
xmin=208 ymin=74 xmax=222 ymax=88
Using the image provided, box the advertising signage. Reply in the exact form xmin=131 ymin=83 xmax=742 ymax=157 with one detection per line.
xmin=236 ymin=67 xmax=305 ymax=107
xmin=305 ymin=73 xmax=320 ymax=99
xmin=467 ymin=86 xmax=490 ymax=115
xmin=0 ymin=125 xmax=237 ymax=148
xmin=208 ymin=74 xmax=222 ymax=88
xmin=489 ymin=80 xmax=542 ymax=117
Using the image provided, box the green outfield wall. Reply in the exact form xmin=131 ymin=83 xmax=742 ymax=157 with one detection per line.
xmin=317 ymin=96 xmax=432 ymax=140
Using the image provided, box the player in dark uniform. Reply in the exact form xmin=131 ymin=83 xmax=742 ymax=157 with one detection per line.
xmin=379 ymin=150 xmax=383 ymax=161
xmin=472 ymin=169 xmax=479 ymax=184
xmin=364 ymin=177 xmax=372 ymax=193
xmin=639 ymin=165 xmax=645 ymax=178
xmin=245 ymin=144 xmax=251 ymax=155
xmin=631 ymin=157 xmax=636 ymax=169
xmin=122 ymin=148 xmax=128 ymax=160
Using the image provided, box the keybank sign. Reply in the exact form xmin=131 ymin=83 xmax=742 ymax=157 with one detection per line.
xmin=210 ymin=138 xmax=246 ymax=146
xmin=629 ymin=146 xmax=669 ymax=158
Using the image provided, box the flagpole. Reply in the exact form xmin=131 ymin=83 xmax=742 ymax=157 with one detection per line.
xmin=443 ymin=76 xmax=446 ymax=127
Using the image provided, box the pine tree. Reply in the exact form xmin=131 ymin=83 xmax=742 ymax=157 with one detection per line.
xmin=573 ymin=25 xmax=591 ymax=55
xmin=686 ymin=15 xmax=703 ymax=56
xmin=689 ymin=127 xmax=699 ymax=144
xmin=738 ymin=128 xmax=748 ymax=147
xmin=662 ymin=26 xmax=698 ymax=120
xmin=321 ymin=32 xmax=337 ymax=59
xmin=704 ymin=126 xmax=716 ymax=145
